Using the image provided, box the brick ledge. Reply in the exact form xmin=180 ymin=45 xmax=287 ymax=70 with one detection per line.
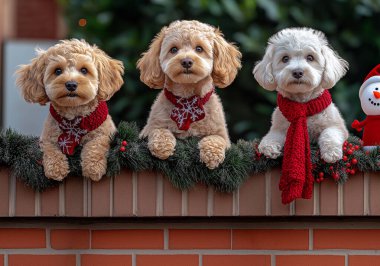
xmin=0 ymin=167 xmax=377 ymax=217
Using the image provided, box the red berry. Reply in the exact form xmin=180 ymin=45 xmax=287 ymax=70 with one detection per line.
xmin=122 ymin=140 xmax=128 ymax=146
xmin=329 ymin=166 xmax=334 ymax=171
xmin=343 ymin=147 xmax=347 ymax=151
xmin=119 ymin=146 xmax=126 ymax=152
xmin=346 ymin=163 xmax=351 ymax=168
xmin=346 ymin=169 xmax=351 ymax=173
xmin=343 ymin=156 xmax=348 ymax=161
xmin=320 ymin=177 xmax=324 ymax=181
xmin=344 ymin=141 xmax=348 ymax=146
xmin=354 ymin=145 xmax=360 ymax=150
xmin=319 ymin=172 xmax=324 ymax=178
xmin=351 ymin=158 xmax=358 ymax=165
xmin=332 ymin=173 xmax=339 ymax=180
xmin=350 ymin=169 xmax=356 ymax=175
xmin=347 ymin=149 xmax=353 ymax=155
xmin=348 ymin=143 xmax=353 ymax=148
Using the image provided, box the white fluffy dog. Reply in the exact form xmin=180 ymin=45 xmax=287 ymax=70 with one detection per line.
xmin=253 ymin=28 xmax=349 ymax=163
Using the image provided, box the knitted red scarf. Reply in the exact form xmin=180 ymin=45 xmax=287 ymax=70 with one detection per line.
xmin=277 ymin=90 xmax=332 ymax=204
xmin=49 ymin=101 xmax=108 ymax=155
xmin=164 ymin=88 xmax=214 ymax=131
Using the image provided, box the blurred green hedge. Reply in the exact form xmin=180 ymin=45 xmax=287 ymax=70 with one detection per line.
xmin=60 ymin=0 xmax=380 ymax=141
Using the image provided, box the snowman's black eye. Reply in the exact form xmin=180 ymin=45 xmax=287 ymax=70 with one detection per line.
xmin=376 ymin=88 xmax=379 ymax=90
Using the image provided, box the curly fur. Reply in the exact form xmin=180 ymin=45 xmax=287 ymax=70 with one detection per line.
xmin=137 ymin=20 xmax=242 ymax=169
xmin=16 ymin=39 xmax=124 ymax=181
xmin=253 ymin=28 xmax=349 ymax=163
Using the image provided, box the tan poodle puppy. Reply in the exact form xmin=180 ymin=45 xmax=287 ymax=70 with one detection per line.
xmin=253 ymin=28 xmax=349 ymax=163
xmin=16 ymin=39 xmax=124 ymax=181
xmin=137 ymin=20 xmax=241 ymax=169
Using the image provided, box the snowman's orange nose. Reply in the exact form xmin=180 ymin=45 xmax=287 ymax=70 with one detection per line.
xmin=374 ymin=91 xmax=380 ymax=99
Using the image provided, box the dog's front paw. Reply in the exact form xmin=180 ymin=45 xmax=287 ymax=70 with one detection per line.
xmin=320 ymin=145 xmax=343 ymax=163
xmin=258 ymin=141 xmax=283 ymax=159
xmin=43 ymin=152 xmax=70 ymax=181
xmin=199 ymin=135 xmax=226 ymax=169
xmin=148 ymin=129 xmax=176 ymax=160
xmin=82 ymin=156 xmax=107 ymax=182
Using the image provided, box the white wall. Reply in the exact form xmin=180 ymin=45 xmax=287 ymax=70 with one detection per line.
xmin=3 ymin=40 xmax=56 ymax=136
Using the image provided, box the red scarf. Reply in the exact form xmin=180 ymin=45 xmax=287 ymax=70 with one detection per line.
xmin=164 ymin=88 xmax=214 ymax=131
xmin=49 ymin=101 xmax=108 ymax=155
xmin=277 ymin=90 xmax=332 ymax=204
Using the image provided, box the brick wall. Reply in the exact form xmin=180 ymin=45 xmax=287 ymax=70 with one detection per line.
xmin=0 ymin=225 xmax=379 ymax=266
xmin=1 ymin=167 xmax=380 ymax=265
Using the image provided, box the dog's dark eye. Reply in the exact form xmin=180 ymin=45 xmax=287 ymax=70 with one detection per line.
xmin=282 ymin=56 xmax=289 ymax=63
xmin=80 ymin=67 xmax=88 ymax=74
xmin=54 ymin=68 xmax=62 ymax=76
xmin=170 ymin=47 xmax=178 ymax=54
xmin=195 ymin=46 xmax=203 ymax=53
xmin=306 ymin=55 xmax=314 ymax=62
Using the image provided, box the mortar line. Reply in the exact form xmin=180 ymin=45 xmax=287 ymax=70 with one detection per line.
xmin=233 ymin=189 xmax=239 ymax=216
xmin=132 ymin=172 xmax=138 ymax=216
xmin=4 ymin=253 xmax=8 ymax=266
xmin=313 ymin=183 xmax=320 ymax=215
xmin=35 ymin=191 xmax=41 ymax=216
xmin=110 ymin=176 xmax=114 ymax=217
xmin=181 ymin=190 xmax=188 ymax=216
xmin=265 ymin=170 xmax=271 ymax=216
xmin=309 ymin=228 xmax=313 ymax=250
xmin=59 ymin=182 xmax=65 ymax=216
xmin=156 ymin=173 xmax=163 ymax=217
xmin=46 ymin=228 xmax=51 ymax=249
xmin=345 ymin=254 xmax=348 ymax=266
xmin=207 ymin=187 xmax=214 ymax=217
xmin=8 ymin=174 xmax=16 ymax=217
xmin=76 ymin=253 xmax=80 ymax=266
xmin=199 ymin=254 xmax=203 ymax=266
xmin=271 ymin=254 xmax=276 ymax=266
xmin=83 ymin=178 xmax=87 ymax=217
xmin=164 ymin=228 xmax=169 ymax=250
xmin=364 ymin=172 xmax=370 ymax=215
xmin=87 ymin=179 xmax=92 ymax=217
xmin=338 ymin=183 xmax=344 ymax=216
xmin=132 ymin=253 xmax=136 ymax=266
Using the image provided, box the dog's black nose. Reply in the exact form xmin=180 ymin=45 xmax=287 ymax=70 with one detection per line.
xmin=292 ymin=69 xmax=304 ymax=79
xmin=65 ymin=81 xmax=78 ymax=92
xmin=181 ymin=58 xmax=193 ymax=69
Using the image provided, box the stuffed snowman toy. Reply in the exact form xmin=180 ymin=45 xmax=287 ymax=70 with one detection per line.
xmin=352 ymin=64 xmax=380 ymax=150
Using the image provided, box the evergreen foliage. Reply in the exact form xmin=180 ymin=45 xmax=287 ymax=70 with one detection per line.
xmin=0 ymin=123 xmax=376 ymax=193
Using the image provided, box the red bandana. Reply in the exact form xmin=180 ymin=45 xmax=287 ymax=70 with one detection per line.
xmin=49 ymin=101 xmax=108 ymax=155
xmin=164 ymin=88 xmax=214 ymax=131
xmin=277 ymin=90 xmax=332 ymax=204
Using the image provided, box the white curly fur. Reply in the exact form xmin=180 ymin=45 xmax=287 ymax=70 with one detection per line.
xmin=253 ymin=28 xmax=349 ymax=163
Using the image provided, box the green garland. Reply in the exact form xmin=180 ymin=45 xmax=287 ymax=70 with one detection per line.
xmin=0 ymin=121 xmax=379 ymax=192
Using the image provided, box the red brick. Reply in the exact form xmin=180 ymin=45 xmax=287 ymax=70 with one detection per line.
xmin=137 ymin=255 xmax=198 ymax=266
xmin=0 ymin=168 xmax=10 ymax=216
xmin=65 ymin=177 xmax=84 ymax=216
xmin=203 ymin=255 xmax=271 ymax=266
xmin=277 ymin=255 xmax=345 ymax=266
xmin=9 ymin=255 xmax=76 ymax=266
xmin=349 ymin=255 xmax=380 ymax=266
xmin=91 ymin=177 xmax=111 ymax=216
xmin=169 ymin=229 xmax=231 ymax=249
xmin=314 ymin=229 xmax=380 ymax=250
xmin=232 ymin=229 xmax=308 ymax=250
xmin=81 ymin=255 xmax=132 ymax=266
xmin=0 ymin=255 xmax=4 ymax=266
xmin=92 ymin=229 xmax=164 ymax=249
xmin=51 ymin=229 xmax=89 ymax=249
xmin=0 ymin=228 xmax=45 ymax=248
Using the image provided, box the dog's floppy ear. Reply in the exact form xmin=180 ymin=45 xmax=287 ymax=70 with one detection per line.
xmin=211 ymin=29 xmax=242 ymax=88
xmin=321 ymin=45 xmax=349 ymax=89
xmin=137 ymin=27 xmax=166 ymax=89
xmin=93 ymin=47 xmax=125 ymax=101
xmin=16 ymin=49 xmax=49 ymax=105
xmin=253 ymin=44 xmax=277 ymax=91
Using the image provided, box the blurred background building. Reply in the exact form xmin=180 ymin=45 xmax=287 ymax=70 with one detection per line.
xmin=1 ymin=0 xmax=380 ymax=140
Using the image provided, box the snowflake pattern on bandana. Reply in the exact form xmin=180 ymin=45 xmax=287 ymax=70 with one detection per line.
xmin=49 ymin=101 xmax=109 ymax=156
xmin=57 ymin=117 xmax=88 ymax=155
xmin=165 ymin=88 xmax=214 ymax=131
